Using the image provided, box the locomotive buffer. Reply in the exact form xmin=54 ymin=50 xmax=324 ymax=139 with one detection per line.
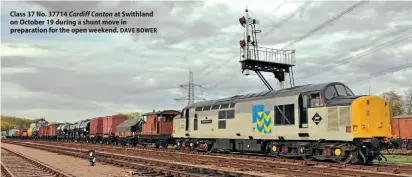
xmin=238 ymin=8 xmax=295 ymax=90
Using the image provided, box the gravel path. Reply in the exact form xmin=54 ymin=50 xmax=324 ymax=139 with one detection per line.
xmin=1 ymin=143 xmax=132 ymax=177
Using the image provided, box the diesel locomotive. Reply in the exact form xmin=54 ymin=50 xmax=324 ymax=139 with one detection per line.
xmin=173 ymin=82 xmax=402 ymax=164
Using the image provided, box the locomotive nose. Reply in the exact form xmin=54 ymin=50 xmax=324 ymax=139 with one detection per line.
xmin=350 ymin=95 xmax=391 ymax=139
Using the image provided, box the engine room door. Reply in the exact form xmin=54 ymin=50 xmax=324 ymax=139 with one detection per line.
xmin=185 ymin=109 xmax=190 ymax=131
xmin=299 ymin=94 xmax=308 ymax=128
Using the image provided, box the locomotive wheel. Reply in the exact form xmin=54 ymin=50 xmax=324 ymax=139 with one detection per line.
xmin=339 ymin=150 xmax=359 ymax=164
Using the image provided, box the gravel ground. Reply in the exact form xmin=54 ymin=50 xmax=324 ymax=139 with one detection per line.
xmin=1 ymin=143 xmax=133 ymax=177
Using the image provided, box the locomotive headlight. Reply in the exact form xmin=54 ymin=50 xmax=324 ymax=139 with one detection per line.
xmin=272 ymin=146 xmax=277 ymax=152
xmin=334 ymin=149 xmax=342 ymax=156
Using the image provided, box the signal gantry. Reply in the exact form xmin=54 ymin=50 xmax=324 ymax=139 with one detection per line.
xmin=238 ymin=8 xmax=296 ymax=90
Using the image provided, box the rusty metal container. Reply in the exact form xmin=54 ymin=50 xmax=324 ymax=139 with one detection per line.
xmin=13 ymin=130 xmax=21 ymax=136
xmin=20 ymin=129 xmax=28 ymax=137
xmin=47 ymin=124 xmax=60 ymax=137
xmin=90 ymin=117 xmax=104 ymax=136
xmin=392 ymin=115 xmax=412 ymax=139
xmin=39 ymin=126 xmax=47 ymax=137
xmin=103 ymin=115 xmax=128 ymax=136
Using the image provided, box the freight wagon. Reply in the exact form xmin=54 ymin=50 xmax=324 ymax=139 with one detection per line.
xmin=20 ymin=129 xmax=28 ymax=138
xmin=90 ymin=117 xmax=104 ymax=143
xmin=47 ymin=123 xmax=61 ymax=139
xmin=76 ymin=119 xmax=90 ymax=142
xmin=1 ymin=131 xmax=6 ymax=139
xmin=57 ymin=123 xmax=71 ymax=141
xmin=13 ymin=130 xmax=21 ymax=137
xmin=102 ymin=115 xmax=128 ymax=144
xmin=114 ymin=110 xmax=180 ymax=147
xmin=8 ymin=111 xmax=181 ymax=147
xmin=7 ymin=129 xmax=19 ymax=137
xmin=115 ymin=119 xmax=143 ymax=146
xmin=28 ymin=127 xmax=33 ymax=137
xmin=391 ymin=115 xmax=412 ymax=149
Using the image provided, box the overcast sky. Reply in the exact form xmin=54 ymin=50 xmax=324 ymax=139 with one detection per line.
xmin=1 ymin=0 xmax=412 ymax=123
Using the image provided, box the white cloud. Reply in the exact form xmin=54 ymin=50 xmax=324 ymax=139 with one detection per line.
xmin=1 ymin=44 xmax=48 ymax=56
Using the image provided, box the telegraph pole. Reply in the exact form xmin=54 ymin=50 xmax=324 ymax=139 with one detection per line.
xmin=174 ymin=71 xmax=205 ymax=105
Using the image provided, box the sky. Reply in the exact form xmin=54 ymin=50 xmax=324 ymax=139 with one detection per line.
xmin=1 ymin=0 xmax=412 ymax=123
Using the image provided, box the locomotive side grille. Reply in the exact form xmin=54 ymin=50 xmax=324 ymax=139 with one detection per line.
xmin=339 ymin=106 xmax=351 ymax=126
xmin=328 ymin=107 xmax=339 ymax=131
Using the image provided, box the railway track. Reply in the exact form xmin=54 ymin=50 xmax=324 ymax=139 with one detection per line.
xmin=5 ymin=140 xmax=412 ymax=177
xmin=382 ymin=149 xmax=412 ymax=156
xmin=18 ymin=140 xmax=412 ymax=175
xmin=0 ymin=146 xmax=72 ymax=177
xmin=4 ymin=141 xmax=272 ymax=177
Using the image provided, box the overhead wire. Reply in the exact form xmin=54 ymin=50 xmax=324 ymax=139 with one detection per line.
xmin=345 ymin=63 xmax=412 ymax=85
xmin=258 ymin=0 xmax=313 ymax=41
xmin=293 ymin=28 xmax=411 ymax=76
xmin=281 ymin=0 xmax=368 ymax=49
xmin=298 ymin=30 xmax=412 ymax=79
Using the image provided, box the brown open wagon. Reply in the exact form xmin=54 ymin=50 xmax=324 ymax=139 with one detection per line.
xmin=392 ymin=115 xmax=412 ymax=149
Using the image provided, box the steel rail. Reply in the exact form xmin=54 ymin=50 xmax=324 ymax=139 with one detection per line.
xmin=5 ymin=140 xmax=412 ymax=177
xmin=1 ymin=146 xmax=73 ymax=177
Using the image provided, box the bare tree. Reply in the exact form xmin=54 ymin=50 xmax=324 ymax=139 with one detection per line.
xmin=381 ymin=91 xmax=404 ymax=118
xmin=404 ymin=89 xmax=412 ymax=115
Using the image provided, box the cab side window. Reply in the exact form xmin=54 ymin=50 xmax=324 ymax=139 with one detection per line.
xmin=335 ymin=84 xmax=348 ymax=96
xmin=309 ymin=93 xmax=322 ymax=108
xmin=325 ymin=86 xmax=337 ymax=99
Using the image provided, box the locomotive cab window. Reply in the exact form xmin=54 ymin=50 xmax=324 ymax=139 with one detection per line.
xmin=345 ymin=86 xmax=355 ymax=96
xmin=325 ymin=85 xmax=338 ymax=99
xmin=309 ymin=93 xmax=322 ymax=108
xmin=335 ymin=84 xmax=348 ymax=96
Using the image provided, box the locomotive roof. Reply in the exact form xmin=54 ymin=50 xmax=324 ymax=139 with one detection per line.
xmin=186 ymin=82 xmax=343 ymax=108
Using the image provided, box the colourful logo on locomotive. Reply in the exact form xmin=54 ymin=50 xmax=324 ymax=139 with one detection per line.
xmin=252 ymin=104 xmax=272 ymax=134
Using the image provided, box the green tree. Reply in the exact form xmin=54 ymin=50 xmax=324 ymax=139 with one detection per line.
xmin=381 ymin=91 xmax=404 ymax=118
xmin=404 ymin=89 xmax=412 ymax=115
xmin=1 ymin=121 xmax=14 ymax=131
xmin=0 ymin=115 xmax=34 ymax=131
xmin=117 ymin=112 xmax=142 ymax=119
